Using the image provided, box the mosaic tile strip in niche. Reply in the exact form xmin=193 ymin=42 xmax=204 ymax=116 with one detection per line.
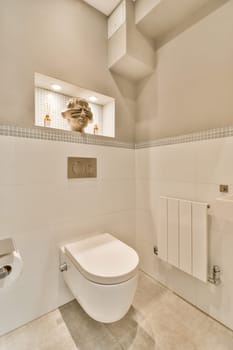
xmin=35 ymin=87 xmax=104 ymax=135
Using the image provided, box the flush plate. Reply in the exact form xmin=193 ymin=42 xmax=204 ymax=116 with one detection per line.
xmin=68 ymin=157 xmax=97 ymax=178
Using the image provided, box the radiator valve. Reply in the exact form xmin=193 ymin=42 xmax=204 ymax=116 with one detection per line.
xmin=208 ymin=265 xmax=221 ymax=285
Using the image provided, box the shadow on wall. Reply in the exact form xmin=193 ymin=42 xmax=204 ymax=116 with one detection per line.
xmin=110 ymin=72 xmax=137 ymax=142
xmin=59 ymin=300 xmax=156 ymax=350
xmin=110 ymin=72 xmax=137 ymax=101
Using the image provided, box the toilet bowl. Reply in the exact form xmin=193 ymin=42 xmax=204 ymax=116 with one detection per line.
xmin=60 ymin=233 xmax=139 ymax=323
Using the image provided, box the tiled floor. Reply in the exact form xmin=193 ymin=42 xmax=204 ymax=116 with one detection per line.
xmin=0 ymin=272 xmax=233 ymax=350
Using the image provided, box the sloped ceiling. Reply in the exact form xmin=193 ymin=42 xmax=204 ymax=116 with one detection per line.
xmin=83 ymin=0 xmax=136 ymax=16
xmin=82 ymin=0 xmax=122 ymax=16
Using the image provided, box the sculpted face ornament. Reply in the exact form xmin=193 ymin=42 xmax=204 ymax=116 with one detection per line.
xmin=62 ymin=97 xmax=93 ymax=132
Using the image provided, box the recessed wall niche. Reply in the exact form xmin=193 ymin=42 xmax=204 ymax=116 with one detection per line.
xmin=34 ymin=73 xmax=115 ymax=137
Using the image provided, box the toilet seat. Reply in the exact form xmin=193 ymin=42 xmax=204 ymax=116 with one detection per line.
xmin=64 ymin=233 xmax=139 ymax=285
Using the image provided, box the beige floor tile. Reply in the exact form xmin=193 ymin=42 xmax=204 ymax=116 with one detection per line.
xmin=60 ymin=300 xmax=122 ymax=350
xmin=0 ymin=310 xmax=77 ymax=350
xmin=106 ymin=306 xmax=156 ymax=349
xmin=134 ymin=273 xmax=233 ymax=350
xmin=0 ymin=271 xmax=233 ymax=350
xmin=133 ymin=272 xmax=168 ymax=314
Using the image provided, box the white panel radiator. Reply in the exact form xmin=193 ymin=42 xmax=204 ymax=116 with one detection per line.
xmin=158 ymin=197 xmax=208 ymax=282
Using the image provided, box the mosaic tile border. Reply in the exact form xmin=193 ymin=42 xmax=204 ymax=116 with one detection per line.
xmin=1 ymin=125 xmax=233 ymax=149
xmin=0 ymin=125 xmax=134 ymax=149
xmin=135 ymin=126 xmax=233 ymax=149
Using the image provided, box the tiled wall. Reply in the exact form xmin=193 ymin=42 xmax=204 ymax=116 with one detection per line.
xmin=0 ymin=135 xmax=135 ymax=336
xmin=135 ymin=137 xmax=233 ymax=330
xmin=1 ymin=128 xmax=233 ymax=335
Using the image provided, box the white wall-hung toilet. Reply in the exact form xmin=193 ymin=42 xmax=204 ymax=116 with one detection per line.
xmin=60 ymin=233 xmax=139 ymax=323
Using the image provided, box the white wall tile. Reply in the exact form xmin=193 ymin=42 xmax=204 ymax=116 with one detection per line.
xmin=0 ymin=186 xmax=16 ymax=234
xmin=149 ymin=143 xmax=198 ymax=183
xmin=196 ymin=137 xmax=233 ymax=185
xmin=136 ymin=210 xmax=156 ymax=276
xmin=97 ymin=210 xmax=136 ymax=248
xmin=2 ymin=132 xmax=233 ymax=334
xmin=100 ymin=179 xmax=135 ymax=214
xmin=13 ymin=139 xmax=67 ymax=186
xmin=135 ymin=136 xmax=233 ymax=330
xmin=0 ymin=135 xmax=136 ymax=336
xmin=0 ymin=137 xmax=15 ymax=185
xmin=136 ymin=180 xmax=151 ymax=210
xmin=135 ymin=148 xmax=150 ymax=179
xmin=98 ymin=147 xmax=135 ymax=180
xmin=168 ymin=267 xmax=197 ymax=306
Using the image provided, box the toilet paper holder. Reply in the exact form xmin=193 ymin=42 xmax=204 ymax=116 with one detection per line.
xmin=0 ymin=265 xmax=12 ymax=280
xmin=0 ymin=238 xmax=23 ymax=288
xmin=0 ymin=238 xmax=16 ymax=280
xmin=0 ymin=238 xmax=15 ymax=256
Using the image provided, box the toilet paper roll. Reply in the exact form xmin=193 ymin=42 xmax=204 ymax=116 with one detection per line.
xmin=0 ymin=251 xmax=23 ymax=289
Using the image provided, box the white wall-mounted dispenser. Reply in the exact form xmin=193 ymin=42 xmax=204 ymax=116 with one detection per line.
xmin=0 ymin=238 xmax=23 ymax=289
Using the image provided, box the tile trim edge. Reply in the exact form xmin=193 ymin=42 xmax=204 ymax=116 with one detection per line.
xmin=1 ymin=125 xmax=233 ymax=149
xmin=135 ymin=126 xmax=233 ymax=149
xmin=0 ymin=125 xmax=134 ymax=149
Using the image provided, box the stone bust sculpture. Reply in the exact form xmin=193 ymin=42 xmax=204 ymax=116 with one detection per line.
xmin=62 ymin=97 xmax=93 ymax=132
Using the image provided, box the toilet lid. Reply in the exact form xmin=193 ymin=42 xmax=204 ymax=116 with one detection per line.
xmin=64 ymin=233 xmax=139 ymax=285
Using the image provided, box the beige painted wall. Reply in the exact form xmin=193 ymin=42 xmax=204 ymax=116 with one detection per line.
xmin=1 ymin=0 xmax=232 ymax=143
xmin=0 ymin=0 xmax=135 ymax=143
xmin=136 ymin=1 xmax=233 ymax=142
xmin=135 ymin=0 xmax=161 ymax=24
